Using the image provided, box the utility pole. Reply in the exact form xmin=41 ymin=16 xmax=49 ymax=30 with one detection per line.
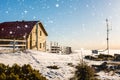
xmin=106 ymin=19 xmax=111 ymax=55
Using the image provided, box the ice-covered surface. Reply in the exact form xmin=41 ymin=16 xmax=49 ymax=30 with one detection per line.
xmin=0 ymin=47 xmax=120 ymax=80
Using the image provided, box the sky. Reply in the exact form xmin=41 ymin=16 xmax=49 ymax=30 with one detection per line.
xmin=0 ymin=0 xmax=120 ymax=50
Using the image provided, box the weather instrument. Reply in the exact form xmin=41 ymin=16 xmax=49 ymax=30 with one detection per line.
xmin=92 ymin=19 xmax=112 ymax=54
xmin=106 ymin=18 xmax=112 ymax=55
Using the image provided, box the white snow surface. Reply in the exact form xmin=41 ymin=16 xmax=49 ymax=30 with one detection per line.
xmin=0 ymin=48 xmax=120 ymax=80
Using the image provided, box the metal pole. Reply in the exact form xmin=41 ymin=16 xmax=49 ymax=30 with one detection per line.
xmin=13 ymin=38 xmax=15 ymax=53
xmin=106 ymin=19 xmax=109 ymax=55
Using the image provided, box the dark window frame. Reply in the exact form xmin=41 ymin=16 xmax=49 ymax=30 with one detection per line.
xmin=40 ymin=43 xmax=42 ymax=48
xmin=40 ymin=31 xmax=42 ymax=36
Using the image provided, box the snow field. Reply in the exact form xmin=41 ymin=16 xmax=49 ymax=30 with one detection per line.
xmin=0 ymin=48 xmax=120 ymax=80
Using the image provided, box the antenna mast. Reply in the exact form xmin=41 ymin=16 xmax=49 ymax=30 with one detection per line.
xmin=106 ymin=19 xmax=111 ymax=55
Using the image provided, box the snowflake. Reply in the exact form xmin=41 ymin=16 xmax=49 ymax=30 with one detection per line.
xmin=55 ymin=4 xmax=59 ymax=7
xmin=17 ymin=26 xmax=20 ymax=29
xmin=86 ymin=4 xmax=89 ymax=8
xmin=61 ymin=1 xmax=64 ymax=4
xmin=69 ymin=5 xmax=72 ymax=8
xmin=10 ymin=31 xmax=12 ymax=34
xmin=47 ymin=6 xmax=50 ymax=9
xmin=24 ymin=10 xmax=28 ymax=14
xmin=23 ymin=35 xmax=26 ymax=38
xmin=74 ymin=8 xmax=77 ymax=11
xmin=33 ymin=16 xmax=36 ymax=19
xmin=25 ymin=25 xmax=28 ymax=28
xmin=44 ymin=24 xmax=47 ymax=27
xmin=108 ymin=16 xmax=113 ymax=19
xmin=1 ymin=28 xmax=4 ymax=31
xmin=49 ymin=20 xmax=53 ymax=23
xmin=47 ymin=17 xmax=50 ymax=20
xmin=42 ymin=6 xmax=45 ymax=9
xmin=23 ymin=33 xmax=27 ymax=38
xmin=5 ymin=11 xmax=9 ymax=14
xmin=29 ymin=6 xmax=34 ymax=10
xmin=108 ymin=2 xmax=111 ymax=6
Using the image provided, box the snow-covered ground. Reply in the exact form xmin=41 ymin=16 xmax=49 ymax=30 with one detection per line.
xmin=0 ymin=48 xmax=120 ymax=80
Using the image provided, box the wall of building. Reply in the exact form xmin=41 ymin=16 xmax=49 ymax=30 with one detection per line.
xmin=27 ymin=23 xmax=47 ymax=52
xmin=37 ymin=23 xmax=47 ymax=51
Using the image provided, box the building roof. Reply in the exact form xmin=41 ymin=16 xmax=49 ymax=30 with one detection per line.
xmin=0 ymin=21 xmax=48 ymax=39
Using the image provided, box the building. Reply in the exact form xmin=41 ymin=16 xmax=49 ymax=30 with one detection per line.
xmin=64 ymin=47 xmax=72 ymax=54
xmin=48 ymin=41 xmax=72 ymax=54
xmin=0 ymin=21 xmax=48 ymax=51
xmin=49 ymin=42 xmax=61 ymax=53
xmin=50 ymin=46 xmax=61 ymax=53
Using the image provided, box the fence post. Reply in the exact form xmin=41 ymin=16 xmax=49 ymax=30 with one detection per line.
xmin=13 ymin=38 xmax=15 ymax=53
xmin=25 ymin=37 xmax=27 ymax=51
xmin=23 ymin=33 xmax=27 ymax=51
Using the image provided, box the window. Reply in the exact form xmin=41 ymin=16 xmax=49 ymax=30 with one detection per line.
xmin=40 ymin=43 xmax=42 ymax=48
xmin=43 ymin=41 xmax=46 ymax=48
xmin=40 ymin=31 xmax=42 ymax=36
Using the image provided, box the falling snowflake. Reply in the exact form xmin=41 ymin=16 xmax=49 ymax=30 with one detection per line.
xmin=23 ymin=34 xmax=26 ymax=38
xmin=17 ymin=26 xmax=20 ymax=29
xmin=29 ymin=6 xmax=34 ymax=10
xmin=47 ymin=6 xmax=50 ymax=9
xmin=55 ymin=4 xmax=59 ymax=7
xmin=50 ymin=21 xmax=53 ymax=23
xmin=86 ymin=4 xmax=89 ymax=8
xmin=69 ymin=5 xmax=72 ymax=8
xmin=42 ymin=6 xmax=46 ymax=9
xmin=73 ymin=8 xmax=77 ymax=11
xmin=5 ymin=11 xmax=9 ymax=14
xmin=108 ymin=16 xmax=113 ymax=20
xmin=10 ymin=31 xmax=12 ymax=34
xmin=23 ymin=33 xmax=27 ymax=38
xmin=24 ymin=10 xmax=28 ymax=14
xmin=82 ymin=24 xmax=86 ymax=32
xmin=108 ymin=2 xmax=111 ymax=6
xmin=25 ymin=25 xmax=28 ymax=28
xmin=49 ymin=20 xmax=53 ymax=23
xmin=33 ymin=16 xmax=36 ymax=19
xmin=44 ymin=24 xmax=47 ymax=27
xmin=1 ymin=28 xmax=4 ymax=31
